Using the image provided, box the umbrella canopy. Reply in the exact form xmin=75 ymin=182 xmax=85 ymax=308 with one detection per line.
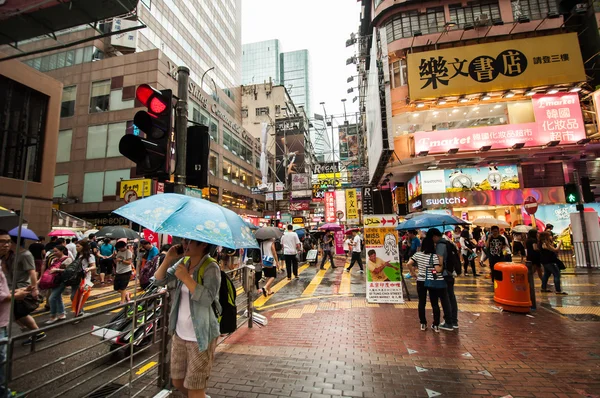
xmin=512 ymin=225 xmax=533 ymax=233
xmin=397 ymin=213 xmax=469 ymax=230
xmin=318 ymin=223 xmax=343 ymax=231
xmin=254 ymin=227 xmax=283 ymax=241
xmin=83 ymin=229 xmax=99 ymax=237
xmin=48 ymin=229 xmax=77 ymax=237
xmin=295 ymin=229 xmax=306 ymax=239
xmin=96 ymin=226 xmax=139 ymax=240
xmin=244 ymin=221 xmax=259 ymax=231
xmin=471 ymin=217 xmax=510 ymax=228
xmin=113 ymin=193 xmax=258 ymax=249
xmin=8 ymin=226 xmax=38 ymax=240
xmin=0 ymin=207 xmax=22 ymax=231
xmin=345 ymin=228 xmax=360 ymax=235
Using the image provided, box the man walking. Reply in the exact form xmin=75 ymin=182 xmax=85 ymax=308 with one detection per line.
xmin=346 ymin=231 xmax=364 ymax=273
xmin=281 ymin=225 xmax=301 ymax=280
xmin=319 ymin=232 xmax=335 ymax=270
xmin=486 ymin=225 xmax=509 ymax=283
xmin=436 ymin=230 xmax=460 ymax=329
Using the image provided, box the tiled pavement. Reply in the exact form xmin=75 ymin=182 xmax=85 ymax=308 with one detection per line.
xmin=203 ymin=258 xmax=600 ymax=398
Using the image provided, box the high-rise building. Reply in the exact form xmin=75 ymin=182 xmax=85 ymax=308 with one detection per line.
xmin=242 ymin=40 xmax=311 ymax=116
xmin=242 ymin=39 xmax=282 ymax=85
xmin=281 ymin=50 xmax=311 ymax=117
xmin=0 ymin=0 xmax=270 ymax=225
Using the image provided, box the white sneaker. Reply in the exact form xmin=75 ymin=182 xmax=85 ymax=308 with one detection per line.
xmin=358 ymin=270 xmax=364 ymax=274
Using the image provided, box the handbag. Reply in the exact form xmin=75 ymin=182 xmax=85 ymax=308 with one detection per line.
xmin=424 ymin=254 xmax=447 ymax=289
xmin=260 ymin=243 xmax=275 ymax=268
xmin=21 ymin=293 xmax=39 ymax=314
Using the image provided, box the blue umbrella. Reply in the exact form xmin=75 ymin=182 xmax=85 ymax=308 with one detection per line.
xmin=295 ymin=229 xmax=306 ymax=239
xmin=113 ymin=194 xmax=259 ymax=249
xmin=397 ymin=213 xmax=469 ymax=230
xmin=8 ymin=226 xmax=38 ymax=241
xmin=245 ymin=221 xmax=259 ymax=231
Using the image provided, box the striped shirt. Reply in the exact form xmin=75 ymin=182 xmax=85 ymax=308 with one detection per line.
xmin=411 ymin=252 xmax=440 ymax=282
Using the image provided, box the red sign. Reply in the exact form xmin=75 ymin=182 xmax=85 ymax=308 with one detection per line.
xmin=156 ymin=182 xmax=165 ymax=194
xmin=532 ymin=93 xmax=586 ymax=144
xmin=143 ymin=229 xmax=159 ymax=246
xmin=523 ymin=196 xmax=538 ymax=215
xmin=380 ymin=217 xmax=397 ymax=226
xmin=325 ymin=191 xmax=337 ymax=222
xmin=415 ymin=94 xmax=585 ymax=154
xmin=312 ymin=217 xmax=322 ymax=222
xmin=289 ymin=201 xmax=310 ymax=211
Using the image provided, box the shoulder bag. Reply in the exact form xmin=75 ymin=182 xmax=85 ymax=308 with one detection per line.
xmin=424 ymin=254 xmax=447 ymax=289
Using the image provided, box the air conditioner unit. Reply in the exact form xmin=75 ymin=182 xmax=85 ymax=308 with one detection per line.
xmin=474 ymin=13 xmax=489 ymax=26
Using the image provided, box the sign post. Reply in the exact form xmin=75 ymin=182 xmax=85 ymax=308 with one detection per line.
xmin=523 ymin=195 xmax=538 ymax=226
xmin=363 ymin=215 xmax=403 ymax=304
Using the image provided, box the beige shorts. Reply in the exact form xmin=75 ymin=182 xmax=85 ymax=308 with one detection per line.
xmin=170 ymin=334 xmax=217 ymax=390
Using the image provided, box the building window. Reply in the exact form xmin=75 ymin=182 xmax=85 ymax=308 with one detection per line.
xmin=223 ymin=158 xmax=232 ymax=181
xmin=56 ymin=130 xmax=72 ymax=163
xmin=61 ymin=86 xmax=76 ymax=118
xmin=0 ymin=75 xmax=48 ymax=182
xmin=86 ymin=122 xmax=126 ymax=159
xmin=231 ymin=163 xmax=240 ymax=185
xmin=449 ymin=1 xmax=501 ymax=28
xmin=385 ymin=7 xmax=446 ymax=42
xmin=511 ymin=0 xmax=557 ymax=21
xmin=241 ymin=108 xmax=248 ymax=118
xmin=240 ymin=168 xmax=250 ymax=188
xmin=390 ymin=59 xmax=408 ymax=88
xmin=209 ymin=119 xmax=218 ymax=142
xmin=256 ymin=107 xmax=269 ymax=116
xmin=54 ymin=175 xmax=69 ymax=198
xmin=90 ymin=80 xmax=110 ymax=113
xmin=209 ymin=151 xmax=218 ymax=176
xmin=83 ymin=169 xmax=130 ymax=203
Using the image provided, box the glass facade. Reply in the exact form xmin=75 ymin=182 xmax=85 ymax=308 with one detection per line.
xmin=242 ymin=39 xmax=282 ymax=85
xmin=281 ymin=50 xmax=311 ymax=116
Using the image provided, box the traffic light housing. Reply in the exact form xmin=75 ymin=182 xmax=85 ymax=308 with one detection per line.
xmin=581 ymin=177 xmax=595 ymax=203
xmin=564 ymin=183 xmax=580 ymax=204
xmin=119 ymin=84 xmax=173 ymax=179
xmin=186 ymin=125 xmax=210 ymax=188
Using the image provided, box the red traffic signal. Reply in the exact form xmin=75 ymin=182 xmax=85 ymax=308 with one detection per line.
xmin=136 ymin=84 xmax=169 ymax=115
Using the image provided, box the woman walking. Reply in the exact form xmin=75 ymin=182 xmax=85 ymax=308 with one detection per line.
xmin=259 ymin=238 xmax=279 ymax=296
xmin=407 ymin=230 xmax=453 ymax=332
xmin=45 ymin=245 xmax=72 ymax=324
xmin=154 ymin=239 xmax=221 ymax=398
xmin=72 ymin=240 xmax=96 ymax=317
xmin=459 ymin=229 xmax=477 ymax=276
xmin=525 ymin=230 xmax=543 ymax=281
xmin=114 ymin=241 xmax=133 ymax=304
xmin=539 ymin=232 xmax=567 ymax=295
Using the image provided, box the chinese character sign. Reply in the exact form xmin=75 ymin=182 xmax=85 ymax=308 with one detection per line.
xmin=407 ymin=33 xmax=585 ymax=99
xmin=345 ymin=189 xmax=359 ymax=224
xmin=362 ymin=187 xmax=374 ymax=215
xmin=532 ymin=93 xmax=586 ymax=144
xmin=364 ymin=215 xmax=403 ymax=304
xmin=325 ymin=191 xmax=337 ymax=223
xmin=119 ymin=179 xmax=151 ymax=199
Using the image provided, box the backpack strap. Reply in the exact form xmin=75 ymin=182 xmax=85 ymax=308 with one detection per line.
xmin=193 ymin=256 xmax=221 ymax=320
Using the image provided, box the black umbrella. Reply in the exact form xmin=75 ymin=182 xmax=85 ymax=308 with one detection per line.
xmin=96 ymin=226 xmax=140 ymax=240
xmin=254 ymin=227 xmax=283 ymax=241
xmin=0 ymin=207 xmax=24 ymax=231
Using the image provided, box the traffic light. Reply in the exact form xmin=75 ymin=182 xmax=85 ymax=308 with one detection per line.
xmin=564 ymin=183 xmax=580 ymax=204
xmin=581 ymin=177 xmax=595 ymax=203
xmin=186 ymin=125 xmax=210 ymax=188
xmin=119 ymin=84 xmax=173 ymax=179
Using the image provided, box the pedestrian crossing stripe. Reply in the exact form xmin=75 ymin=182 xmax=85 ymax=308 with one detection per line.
xmin=338 ymin=266 xmax=352 ymax=294
xmin=253 ymin=264 xmax=310 ymax=308
xmin=301 ymin=262 xmax=331 ymax=297
xmin=136 ymin=361 xmax=157 ymax=375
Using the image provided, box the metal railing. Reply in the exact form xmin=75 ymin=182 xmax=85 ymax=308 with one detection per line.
xmin=557 ymin=241 xmax=600 ymax=269
xmin=221 ymin=265 xmax=254 ymax=334
xmin=3 ymin=289 xmax=168 ymax=398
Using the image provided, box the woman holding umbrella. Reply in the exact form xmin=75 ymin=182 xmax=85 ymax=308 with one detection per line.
xmin=154 ymin=238 xmax=221 ymax=398
xmin=71 ymin=240 xmax=96 ymax=317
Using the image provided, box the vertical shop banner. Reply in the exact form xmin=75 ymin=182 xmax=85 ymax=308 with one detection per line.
xmin=362 ymin=187 xmax=374 ymax=215
xmin=325 ymin=191 xmax=337 ymax=222
xmin=364 ymin=215 xmax=403 ymax=304
xmin=345 ymin=189 xmax=359 ymax=224
xmin=532 ymin=93 xmax=586 ymax=143
xmin=335 ymin=228 xmax=345 ymax=255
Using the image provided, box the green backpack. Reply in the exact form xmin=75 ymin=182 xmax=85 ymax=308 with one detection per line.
xmin=197 ymin=257 xmax=237 ymax=334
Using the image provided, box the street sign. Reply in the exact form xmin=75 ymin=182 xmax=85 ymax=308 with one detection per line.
xmin=523 ymin=196 xmax=538 ymax=215
xmin=336 ymin=210 xmax=344 ymax=220
xmin=123 ymin=190 xmax=138 ymax=204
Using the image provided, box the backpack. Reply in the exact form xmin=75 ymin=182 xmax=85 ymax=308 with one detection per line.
xmin=140 ymin=253 xmax=164 ymax=288
xmin=441 ymin=240 xmax=462 ymax=276
xmin=248 ymin=248 xmax=262 ymax=264
xmin=61 ymin=256 xmax=85 ymax=287
xmin=198 ymin=256 xmax=237 ymax=335
xmin=274 ymin=240 xmax=282 ymax=252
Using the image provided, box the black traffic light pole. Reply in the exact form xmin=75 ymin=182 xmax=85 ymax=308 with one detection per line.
xmin=174 ymin=66 xmax=190 ymax=195
xmin=574 ymin=170 xmax=591 ymax=268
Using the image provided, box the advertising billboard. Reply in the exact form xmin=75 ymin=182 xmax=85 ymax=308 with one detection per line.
xmin=275 ymin=123 xmax=306 ymax=188
xmin=325 ymin=191 xmax=337 ymax=222
xmin=407 ymin=33 xmax=585 ymax=100
xmin=339 ymin=123 xmax=359 ymax=161
xmin=418 ymin=166 xmax=520 ymax=194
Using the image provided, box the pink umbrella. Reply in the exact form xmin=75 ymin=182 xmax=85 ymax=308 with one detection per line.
xmin=48 ymin=229 xmax=77 ymax=237
xmin=318 ymin=223 xmax=343 ymax=231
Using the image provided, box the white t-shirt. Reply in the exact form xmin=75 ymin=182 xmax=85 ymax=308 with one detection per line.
xmin=82 ymin=256 xmax=96 ymax=284
xmin=176 ymin=283 xmax=196 ymax=342
xmin=281 ymin=232 xmax=300 ymax=255
xmin=352 ymin=235 xmax=362 ymax=252
xmin=66 ymin=243 xmax=77 ymax=259
xmin=343 ymin=239 xmax=352 ymax=251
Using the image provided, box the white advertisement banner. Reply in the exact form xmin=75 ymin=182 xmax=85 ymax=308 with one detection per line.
xmin=420 ymin=170 xmax=446 ymax=194
xmin=291 ymin=173 xmax=310 ymax=190
xmin=363 ymin=214 xmax=404 ymax=304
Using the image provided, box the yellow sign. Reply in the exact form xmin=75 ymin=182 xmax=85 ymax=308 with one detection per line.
xmin=345 ymin=189 xmax=359 ymax=221
xmin=407 ymin=33 xmax=585 ymax=100
xmin=119 ymin=179 xmax=151 ymax=198
xmin=292 ymin=217 xmax=304 ymax=224
xmin=317 ymin=173 xmax=342 ymax=188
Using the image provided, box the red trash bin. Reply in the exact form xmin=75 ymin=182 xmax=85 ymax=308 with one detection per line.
xmin=493 ymin=262 xmax=531 ymax=313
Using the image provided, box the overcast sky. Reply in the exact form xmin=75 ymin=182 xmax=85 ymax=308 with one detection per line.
xmin=241 ymin=0 xmax=362 ymax=119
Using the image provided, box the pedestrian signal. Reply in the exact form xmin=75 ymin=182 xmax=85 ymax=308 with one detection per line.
xmin=564 ymin=183 xmax=580 ymax=204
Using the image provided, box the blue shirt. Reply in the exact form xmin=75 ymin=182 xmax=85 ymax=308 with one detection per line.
xmin=146 ymin=246 xmax=159 ymax=262
xmin=410 ymin=237 xmax=421 ymax=253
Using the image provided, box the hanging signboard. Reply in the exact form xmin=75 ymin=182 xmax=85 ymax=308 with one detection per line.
xmin=345 ymin=189 xmax=359 ymax=224
xmin=364 ymin=214 xmax=403 ymax=304
xmin=324 ymin=191 xmax=337 ymax=222
xmin=291 ymin=173 xmax=310 ymax=190
xmin=362 ymin=187 xmax=374 ymax=215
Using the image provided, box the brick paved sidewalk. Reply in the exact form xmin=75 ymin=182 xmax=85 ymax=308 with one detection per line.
xmin=206 ymin=300 xmax=600 ymax=398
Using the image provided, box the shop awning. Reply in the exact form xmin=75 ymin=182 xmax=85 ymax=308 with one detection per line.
xmin=52 ymin=209 xmax=93 ymax=231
